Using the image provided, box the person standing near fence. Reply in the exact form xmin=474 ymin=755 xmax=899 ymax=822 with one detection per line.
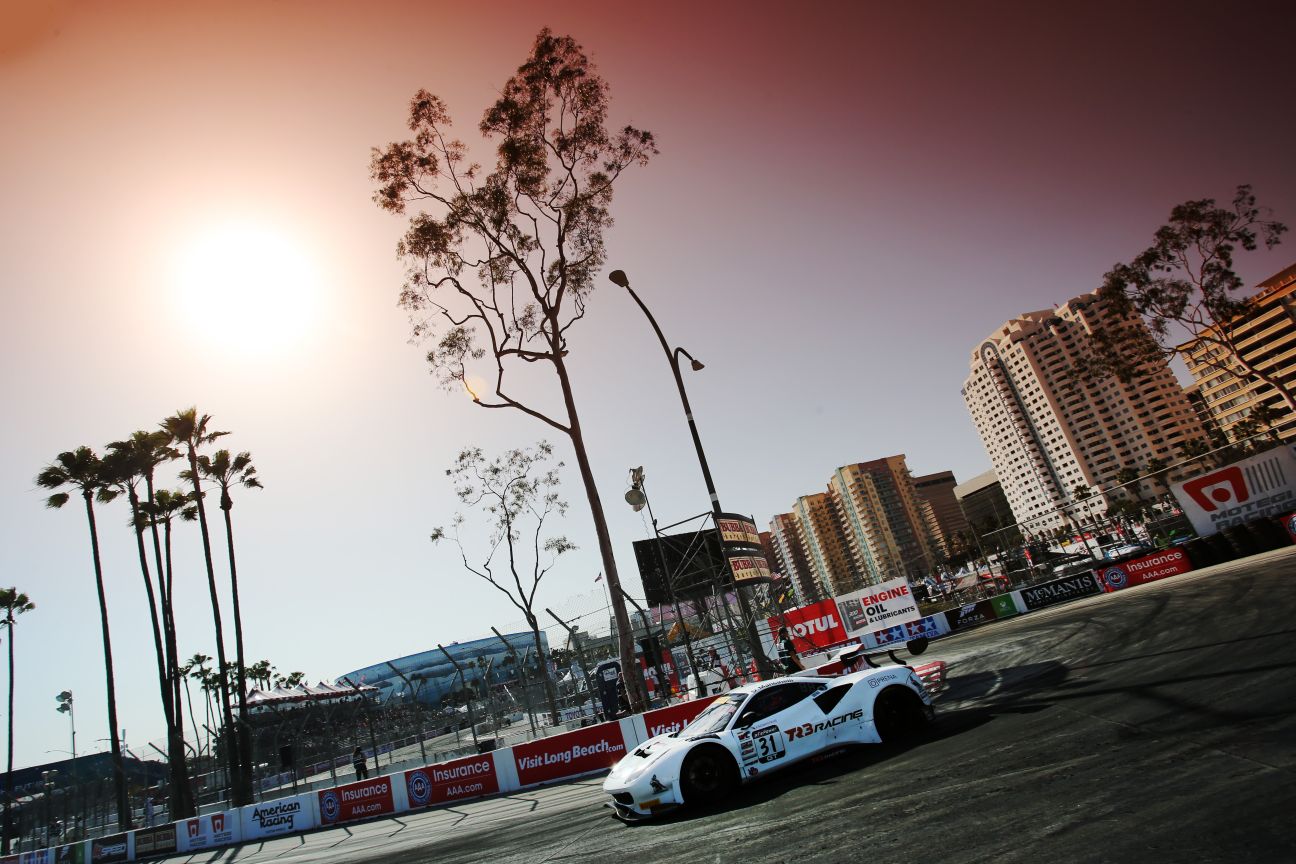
xmin=352 ymin=747 xmax=369 ymax=780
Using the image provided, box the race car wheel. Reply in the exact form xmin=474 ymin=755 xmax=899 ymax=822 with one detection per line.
xmin=873 ymin=686 xmax=930 ymax=743
xmin=680 ymin=745 xmax=737 ymax=805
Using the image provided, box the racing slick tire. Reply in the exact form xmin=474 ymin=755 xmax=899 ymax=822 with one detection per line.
xmin=873 ymin=685 xmax=931 ymax=743
xmin=680 ymin=744 xmax=738 ymax=806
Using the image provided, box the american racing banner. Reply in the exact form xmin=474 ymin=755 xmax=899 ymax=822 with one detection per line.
xmin=405 ymin=754 xmax=499 ymax=809
xmin=513 ymin=721 xmax=627 ymax=786
xmin=1019 ymin=572 xmax=1102 ymax=611
xmin=239 ymin=793 xmax=314 ymax=841
xmin=1172 ymin=446 xmax=1296 ymax=536
xmin=836 ymin=577 xmax=921 ymax=636
xmin=319 ymin=775 xmax=396 ymax=826
xmin=1098 ymin=547 xmax=1192 ymax=591
xmin=767 ymin=598 xmax=848 ymax=652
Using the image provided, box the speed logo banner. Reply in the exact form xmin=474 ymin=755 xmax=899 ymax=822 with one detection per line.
xmin=405 ymin=754 xmax=499 ymax=809
xmin=836 ymin=577 xmax=921 ymax=636
xmin=318 ymin=776 xmax=395 ymax=826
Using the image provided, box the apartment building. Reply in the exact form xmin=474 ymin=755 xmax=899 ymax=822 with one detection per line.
xmin=830 ymin=457 xmax=940 ymax=584
xmin=963 ymin=292 xmax=1204 ymax=534
xmin=791 ymin=492 xmax=861 ymax=597
xmin=1180 ymin=262 xmax=1296 ymax=443
xmin=766 ymin=513 xmax=822 ymax=606
xmin=913 ymin=470 xmax=969 ymax=556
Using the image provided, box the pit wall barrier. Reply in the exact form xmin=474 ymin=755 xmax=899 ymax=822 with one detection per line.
xmin=29 ymin=699 xmax=720 ymax=862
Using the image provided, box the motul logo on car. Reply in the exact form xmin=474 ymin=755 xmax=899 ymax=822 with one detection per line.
xmin=785 ymin=709 xmax=862 ymax=740
xmin=789 ymin=615 xmax=839 ymax=638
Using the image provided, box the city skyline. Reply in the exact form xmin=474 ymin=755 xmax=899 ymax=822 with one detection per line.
xmin=2 ymin=0 xmax=1294 ymax=770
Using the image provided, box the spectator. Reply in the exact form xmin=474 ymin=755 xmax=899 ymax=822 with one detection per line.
xmin=352 ymin=747 xmax=369 ymax=780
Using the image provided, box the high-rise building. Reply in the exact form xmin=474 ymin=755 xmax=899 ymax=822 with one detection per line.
xmin=912 ymin=470 xmax=969 ymax=556
xmin=963 ymin=292 xmax=1204 ymax=534
xmin=1180 ymin=262 xmax=1296 ymax=443
xmin=953 ymin=469 xmax=1016 ymax=539
xmin=792 ymin=492 xmax=859 ymax=597
xmin=830 ymin=457 xmax=940 ymax=584
xmin=766 ymin=513 xmax=822 ymax=605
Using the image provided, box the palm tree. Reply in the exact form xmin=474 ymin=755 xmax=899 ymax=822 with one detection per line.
xmin=162 ymin=408 xmax=247 ymax=804
xmin=180 ymin=654 xmax=212 ymax=757
xmin=0 ymin=587 xmax=34 ymax=854
xmin=101 ymin=440 xmax=195 ymax=818
xmin=35 ymin=448 xmax=132 ymax=830
xmin=196 ymin=449 xmax=261 ymax=789
xmin=247 ymin=660 xmax=274 ymax=691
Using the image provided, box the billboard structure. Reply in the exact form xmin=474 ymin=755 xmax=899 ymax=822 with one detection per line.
xmin=1172 ymin=445 xmax=1296 ymax=536
xmin=632 ymin=529 xmax=728 ymax=607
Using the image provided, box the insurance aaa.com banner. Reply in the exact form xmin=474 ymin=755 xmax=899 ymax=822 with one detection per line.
xmin=319 ymin=776 xmax=395 ymax=826
xmin=405 ymin=753 xmax=499 ymax=809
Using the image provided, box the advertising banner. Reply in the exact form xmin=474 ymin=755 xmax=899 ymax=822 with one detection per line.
xmin=989 ymin=594 xmax=1019 ymax=619
xmin=88 ymin=834 xmax=128 ymax=864
xmin=726 ymin=552 xmax=772 ymax=585
xmin=867 ymin=615 xmax=945 ymax=649
xmin=240 ymin=793 xmax=312 ymax=842
xmin=404 ymin=754 xmax=499 ymax=810
xmin=766 ymin=598 xmax=847 ymax=652
xmin=513 ymin=721 xmax=627 ymax=786
xmin=641 ymin=696 xmax=720 ymax=739
xmin=181 ymin=810 xmax=240 ymax=851
xmin=837 ymin=578 xmax=921 ymax=636
xmin=54 ymin=846 xmax=84 ymax=864
xmin=717 ymin=514 xmax=762 ymax=548
xmin=133 ymin=825 xmax=176 ymax=857
xmin=944 ymin=600 xmax=998 ymax=632
xmin=1098 ymin=548 xmax=1192 ymax=591
xmin=1172 ymin=446 xmax=1296 ymax=536
xmin=1019 ymin=572 xmax=1102 ymax=611
xmin=318 ymin=776 xmax=396 ymax=827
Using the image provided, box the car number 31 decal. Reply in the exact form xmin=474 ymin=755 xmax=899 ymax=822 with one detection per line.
xmin=745 ymin=725 xmax=786 ymax=765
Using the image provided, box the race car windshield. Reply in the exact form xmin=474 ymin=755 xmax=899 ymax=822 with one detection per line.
xmin=679 ymin=695 xmax=744 ymax=736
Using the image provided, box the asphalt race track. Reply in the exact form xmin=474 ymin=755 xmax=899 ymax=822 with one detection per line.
xmin=159 ymin=547 xmax=1296 ymax=864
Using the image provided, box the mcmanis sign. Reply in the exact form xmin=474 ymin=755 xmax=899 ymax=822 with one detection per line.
xmin=1019 ymin=572 xmax=1102 ymax=611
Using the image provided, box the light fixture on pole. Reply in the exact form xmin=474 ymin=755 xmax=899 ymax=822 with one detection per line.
xmin=610 ymin=269 xmax=772 ymax=678
xmin=56 ymin=690 xmax=76 ymax=760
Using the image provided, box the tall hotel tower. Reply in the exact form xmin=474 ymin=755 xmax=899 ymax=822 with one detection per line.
xmin=963 ymin=293 xmax=1204 ymax=535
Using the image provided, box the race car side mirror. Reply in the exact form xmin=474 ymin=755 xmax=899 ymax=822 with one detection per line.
xmin=906 ymin=637 xmax=929 ymax=656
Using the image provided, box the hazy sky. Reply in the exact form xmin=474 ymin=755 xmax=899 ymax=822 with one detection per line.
xmin=2 ymin=0 xmax=1293 ymax=768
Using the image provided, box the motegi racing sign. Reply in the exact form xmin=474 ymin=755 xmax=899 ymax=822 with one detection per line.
xmin=836 ymin=577 xmax=921 ymax=637
xmin=1173 ymin=445 xmax=1296 ymax=536
xmin=183 ymin=810 xmax=239 ymax=851
xmin=405 ymin=754 xmax=499 ymax=808
xmin=513 ymin=721 xmax=627 ymax=786
xmin=766 ymin=598 xmax=847 ymax=652
xmin=1019 ymin=572 xmax=1102 ymax=611
xmin=1099 ymin=548 xmax=1192 ymax=591
xmin=319 ymin=776 xmax=395 ymax=825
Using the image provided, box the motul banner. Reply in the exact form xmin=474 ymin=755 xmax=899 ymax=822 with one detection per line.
xmin=319 ymin=776 xmax=396 ymax=826
xmin=836 ymin=577 xmax=921 ymax=636
xmin=182 ymin=810 xmax=240 ymax=851
xmin=1098 ymin=547 xmax=1192 ymax=591
xmin=240 ymin=793 xmax=313 ymax=841
xmin=767 ymin=598 xmax=847 ymax=652
xmin=405 ymin=754 xmax=499 ymax=809
xmin=641 ymin=696 xmax=719 ymax=739
xmin=1172 ymin=446 xmax=1296 ymax=536
xmin=513 ymin=721 xmax=627 ymax=786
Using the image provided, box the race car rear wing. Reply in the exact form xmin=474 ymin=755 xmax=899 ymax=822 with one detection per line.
xmin=798 ymin=638 xmax=947 ymax=698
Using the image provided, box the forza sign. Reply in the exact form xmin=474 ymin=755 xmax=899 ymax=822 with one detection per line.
xmin=1173 ymin=446 xmax=1296 ymax=536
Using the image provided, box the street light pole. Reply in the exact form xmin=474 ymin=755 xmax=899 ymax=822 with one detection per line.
xmin=610 ymin=269 xmax=772 ymax=678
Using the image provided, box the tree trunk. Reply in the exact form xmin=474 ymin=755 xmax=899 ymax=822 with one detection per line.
xmin=526 ymin=618 xmax=561 ymax=727
xmin=551 ymin=358 xmax=647 ymax=712
xmin=4 ymin=608 xmax=15 ymax=854
xmin=184 ymin=450 xmax=243 ymax=805
xmin=220 ymin=505 xmax=255 ymax=805
xmin=83 ymin=493 xmax=131 ymax=830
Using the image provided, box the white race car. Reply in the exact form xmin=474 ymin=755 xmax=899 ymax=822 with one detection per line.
xmin=603 ymin=655 xmax=937 ymax=820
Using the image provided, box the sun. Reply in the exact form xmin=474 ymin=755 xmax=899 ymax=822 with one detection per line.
xmin=173 ymin=222 xmax=320 ymax=356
